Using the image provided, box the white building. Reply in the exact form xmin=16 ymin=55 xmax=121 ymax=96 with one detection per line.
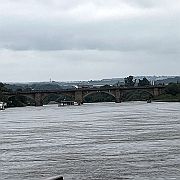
xmin=0 ymin=102 xmax=7 ymax=110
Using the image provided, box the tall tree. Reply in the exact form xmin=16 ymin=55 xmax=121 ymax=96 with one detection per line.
xmin=124 ymin=76 xmax=135 ymax=87
xmin=138 ymin=77 xmax=150 ymax=86
xmin=165 ymin=83 xmax=180 ymax=95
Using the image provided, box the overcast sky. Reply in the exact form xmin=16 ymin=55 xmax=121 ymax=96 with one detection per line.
xmin=0 ymin=0 xmax=180 ymax=82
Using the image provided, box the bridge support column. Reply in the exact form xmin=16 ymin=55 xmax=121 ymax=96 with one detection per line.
xmin=75 ymin=91 xmax=83 ymax=105
xmin=153 ymin=88 xmax=161 ymax=97
xmin=115 ymin=90 xmax=122 ymax=103
xmin=34 ymin=93 xmax=43 ymax=106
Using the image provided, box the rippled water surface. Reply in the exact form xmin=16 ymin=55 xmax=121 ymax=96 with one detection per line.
xmin=0 ymin=102 xmax=180 ymax=180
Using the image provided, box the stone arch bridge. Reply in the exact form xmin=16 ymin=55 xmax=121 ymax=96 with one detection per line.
xmin=3 ymin=86 xmax=165 ymax=106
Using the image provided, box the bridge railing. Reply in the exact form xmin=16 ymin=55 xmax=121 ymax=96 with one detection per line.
xmin=3 ymin=85 xmax=166 ymax=95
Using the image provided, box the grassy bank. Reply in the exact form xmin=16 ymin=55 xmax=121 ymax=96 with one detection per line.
xmin=153 ymin=93 xmax=180 ymax=102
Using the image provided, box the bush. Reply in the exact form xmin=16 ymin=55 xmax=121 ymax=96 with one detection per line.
xmin=165 ymin=83 xmax=180 ymax=95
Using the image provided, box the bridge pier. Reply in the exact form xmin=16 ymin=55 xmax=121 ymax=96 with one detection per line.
xmin=153 ymin=87 xmax=163 ymax=97
xmin=34 ymin=93 xmax=43 ymax=106
xmin=115 ymin=90 xmax=122 ymax=103
xmin=75 ymin=91 xmax=83 ymax=105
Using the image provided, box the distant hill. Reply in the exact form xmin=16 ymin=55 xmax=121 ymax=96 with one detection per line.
xmin=156 ymin=76 xmax=180 ymax=85
xmin=5 ymin=82 xmax=65 ymax=91
xmin=4 ymin=76 xmax=180 ymax=91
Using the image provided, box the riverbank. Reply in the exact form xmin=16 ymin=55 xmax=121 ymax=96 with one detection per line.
xmin=153 ymin=93 xmax=180 ymax=102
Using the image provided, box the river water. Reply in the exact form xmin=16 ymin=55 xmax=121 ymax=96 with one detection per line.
xmin=0 ymin=102 xmax=180 ymax=180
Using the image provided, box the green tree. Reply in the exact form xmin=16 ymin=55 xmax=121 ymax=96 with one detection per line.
xmin=165 ymin=83 xmax=180 ymax=95
xmin=0 ymin=82 xmax=9 ymax=102
xmin=138 ymin=77 xmax=150 ymax=86
xmin=124 ymin=76 xmax=135 ymax=87
xmin=0 ymin=82 xmax=6 ymax=91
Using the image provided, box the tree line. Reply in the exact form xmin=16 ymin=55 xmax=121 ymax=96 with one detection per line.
xmin=124 ymin=76 xmax=150 ymax=87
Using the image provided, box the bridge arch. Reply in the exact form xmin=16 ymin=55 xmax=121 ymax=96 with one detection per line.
xmin=83 ymin=91 xmax=116 ymax=103
xmin=122 ymin=89 xmax=154 ymax=101
xmin=42 ymin=93 xmax=74 ymax=105
xmin=6 ymin=94 xmax=36 ymax=107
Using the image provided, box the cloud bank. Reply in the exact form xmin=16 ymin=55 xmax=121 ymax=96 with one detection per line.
xmin=0 ymin=0 xmax=179 ymax=81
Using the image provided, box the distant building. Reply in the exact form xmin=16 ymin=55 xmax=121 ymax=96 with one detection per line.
xmin=77 ymin=84 xmax=94 ymax=89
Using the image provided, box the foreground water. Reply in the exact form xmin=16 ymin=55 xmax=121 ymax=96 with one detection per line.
xmin=0 ymin=102 xmax=180 ymax=180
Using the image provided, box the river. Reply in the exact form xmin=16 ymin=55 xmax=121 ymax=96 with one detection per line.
xmin=0 ymin=102 xmax=180 ymax=180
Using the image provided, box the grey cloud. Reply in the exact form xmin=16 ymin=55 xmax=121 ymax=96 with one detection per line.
xmin=0 ymin=0 xmax=179 ymax=53
xmin=125 ymin=0 xmax=160 ymax=8
xmin=0 ymin=15 xmax=179 ymax=54
xmin=0 ymin=0 xmax=179 ymax=82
